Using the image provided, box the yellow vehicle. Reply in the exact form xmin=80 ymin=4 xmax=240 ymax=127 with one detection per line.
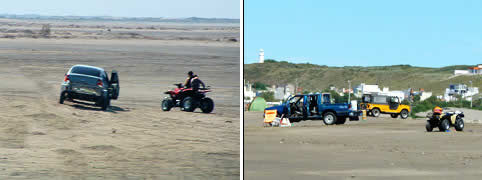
xmin=360 ymin=94 xmax=410 ymax=119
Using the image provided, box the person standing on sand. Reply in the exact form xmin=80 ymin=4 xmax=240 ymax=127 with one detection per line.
xmin=184 ymin=71 xmax=195 ymax=88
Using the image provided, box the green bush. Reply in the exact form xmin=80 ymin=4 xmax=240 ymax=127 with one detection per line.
xmin=259 ymin=91 xmax=276 ymax=102
xmin=253 ymin=82 xmax=268 ymax=90
xmin=410 ymin=96 xmax=475 ymax=118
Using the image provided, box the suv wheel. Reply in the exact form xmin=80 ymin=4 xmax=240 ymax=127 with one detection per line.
xmin=371 ymin=109 xmax=380 ymax=117
xmin=400 ymin=109 xmax=409 ymax=119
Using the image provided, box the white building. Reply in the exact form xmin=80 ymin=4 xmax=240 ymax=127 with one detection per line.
xmin=259 ymin=49 xmax=264 ymax=63
xmin=353 ymin=83 xmax=381 ymax=97
xmin=420 ymin=92 xmax=433 ymax=101
xmin=443 ymin=84 xmax=479 ymax=101
xmin=454 ymin=70 xmax=470 ymax=75
xmin=243 ymin=80 xmax=256 ymax=102
xmin=272 ymin=84 xmax=295 ymax=100
xmin=403 ymin=88 xmax=433 ymax=102
xmin=454 ymin=64 xmax=482 ymax=75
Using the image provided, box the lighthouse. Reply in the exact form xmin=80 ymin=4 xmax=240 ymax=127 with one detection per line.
xmin=259 ymin=49 xmax=264 ymax=63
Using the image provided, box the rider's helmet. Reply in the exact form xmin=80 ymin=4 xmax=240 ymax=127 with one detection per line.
xmin=433 ymin=106 xmax=443 ymax=115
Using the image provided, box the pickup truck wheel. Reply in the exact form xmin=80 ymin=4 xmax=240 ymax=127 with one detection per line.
xmin=323 ymin=112 xmax=337 ymax=125
xmin=59 ymin=91 xmax=66 ymax=104
xmin=400 ymin=110 xmax=409 ymax=119
xmin=101 ymin=95 xmax=110 ymax=111
xmin=371 ymin=109 xmax=380 ymax=117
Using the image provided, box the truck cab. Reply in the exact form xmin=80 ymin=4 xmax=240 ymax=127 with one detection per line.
xmin=265 ymin=93 xmax=361 ymax=125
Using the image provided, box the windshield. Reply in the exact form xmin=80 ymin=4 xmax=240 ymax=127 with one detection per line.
xmin=289 ymin=96 xmax=301 ymax=103
xmin=71 ymin=66 xmax=101 ymax=77
xmin=390 ymin=97 xmax=399 ymax=103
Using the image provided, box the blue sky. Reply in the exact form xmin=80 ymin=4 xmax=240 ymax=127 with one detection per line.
xmin=0 ymin=0 xmax=239 ymax=18
xmin=245 ymin=0 xmax=482 ymax=67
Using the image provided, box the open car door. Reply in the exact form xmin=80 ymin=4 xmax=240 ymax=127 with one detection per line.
xmin=389 ymin=96 xmax=400 ymax=110
xmin=110 ymin=70 xmax=120 ymax=100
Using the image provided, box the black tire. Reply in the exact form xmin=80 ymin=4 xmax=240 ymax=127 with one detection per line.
xmin=439 ymin=119 xmax=450 ymax=132
xmin=390 ymin=114 xmax=399 ymax=118
xmin=400 ymin=109 xmax=409 ymax=119
xmin=335 ymin=117 xmax=346 ymax=125
xmin=455 ymin=118 xmax=464 ymax=131
xmin=371 ymin=108 xmax=380 ymax=117
xmin=426 ymin=121 xmax=433 ymax=132
xmin=101 ymin=95 xmax=110 ymax=111
xmin=59 ymin=91 xmax=66 ymax=104
xmin=181 ymin=97 xmax=196 ymax=112
xmin=323 ymin=112 xmax=337 ymax=125
xmin=161 ymin=99 xmax=173 ymax=111
xmin=200 ymin=97 xmax=214 ymax=113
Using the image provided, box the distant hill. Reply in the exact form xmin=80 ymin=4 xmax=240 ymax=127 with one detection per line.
xmin=244 ymin=60 xmax=479 ymax=95
xmin=0 ymin=14 xmax=239 ymax=23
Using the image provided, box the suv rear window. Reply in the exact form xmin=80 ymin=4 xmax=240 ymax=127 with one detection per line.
xmin=71 ymin=66 xmax=101 ymax=77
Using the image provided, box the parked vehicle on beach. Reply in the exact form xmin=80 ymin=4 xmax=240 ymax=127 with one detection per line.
xmin=360 ymin=94 xmax=410 ymax=119
xmin=426 ymin=106 xmax=464 ymax=132
xmin=265 ymin=93 xmax=361 ymax=125
xmin=59 ymin=65 xmax=120 ymax=110
xmin=162 ymin=83 xmax=214 ymax=113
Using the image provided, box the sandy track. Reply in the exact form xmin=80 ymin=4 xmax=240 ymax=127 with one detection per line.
xmin=245 ymin=111 xmax=482 ymax=180
xmin=0 ymin=37 xmax=239 ymax=179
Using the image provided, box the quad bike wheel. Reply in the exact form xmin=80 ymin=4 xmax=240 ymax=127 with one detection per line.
xmin=439 ymin=119 xmax=450 ymax=132
xmin=455 ymin=118 xmax=464 ymax=131
xmin=200 ymin=97 xmax=214 ymax=113
xmin=162 ymin=99 xmax=174 ymax=111
xmin=371 ymin=108 xmax=380 ymax=117
xmin=390 ymin=114 xmax=399 ymax=118
xmin=181 ymin=97 xmax=197 ymax=112
xmin=400 ymin=109 xmax=409 ymax=119
xmin=426 ymin=121 xmax=433 ymax=132
xmin=323 ymin=112 xmax=337 ymax=125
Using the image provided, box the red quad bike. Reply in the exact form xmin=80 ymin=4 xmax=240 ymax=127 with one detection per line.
xmin=161 ymin=83 xmax=214 ymax=113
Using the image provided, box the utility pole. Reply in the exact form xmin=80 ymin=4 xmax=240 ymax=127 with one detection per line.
xmin=470 ymin=80 xmax=473 ymax=108
xmin=348 ymin=80 xmax=351 ymax=104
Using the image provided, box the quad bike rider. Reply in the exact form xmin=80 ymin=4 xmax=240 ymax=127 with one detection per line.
xmin=426 ymin=106 xmax=464 ymax=132
xmin=161 ymin=72 xmax=214 ymax=113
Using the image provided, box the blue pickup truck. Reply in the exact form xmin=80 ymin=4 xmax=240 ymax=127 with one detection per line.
xmin=265 ymin=93 xmax=361 ymax=125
